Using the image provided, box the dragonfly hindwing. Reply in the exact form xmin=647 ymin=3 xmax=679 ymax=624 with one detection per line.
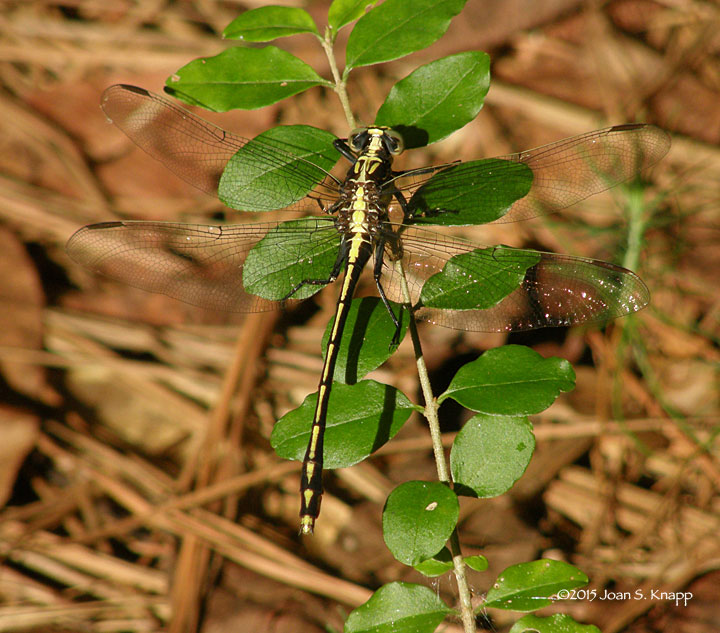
xmin=420 ymin=247 xmax=541 ymax=310
xmin=243 ymin=218 xmax=341 ymax=301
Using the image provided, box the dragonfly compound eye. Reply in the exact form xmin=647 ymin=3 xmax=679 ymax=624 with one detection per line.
xmin=385 ymin=129 xmax=404 ymax=155
xmin=348 ymin=127 xmax=369 ymax=153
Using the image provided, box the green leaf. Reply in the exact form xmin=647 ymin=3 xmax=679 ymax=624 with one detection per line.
xmin=441 ymin=345 xmax=576 ymax=414
xmin=464 ymin=555 xmax=488 ymax=572
xmin=376 ymin=52 xmax=490 ymax=148
xmin=414 ymin=548 xmax=453 ymax=577
xmin=223 ymin=6 xmax=318 ymax=41
xmin=383 ymin=481 xmax=459 ymax=566
xmin=450 ymin=414 xmax=534 ymax=498
xmin=407 ymin=159 xmax=533 ymax=226
xmin=328 ymin=0 xmax=378 ymax=32
xmin=345 ymin=0 xmax=468 ymax=70
xmin=420 ymin=247 xmax=540 ymax=310
xmin=271 ymin=380 xmax=413 ymax=469
xmin=484 ymin=560 xmax=589 ymax=612
xmin=321 ymin=297 xmax=408 ymax=384
xmin=166 ymin=47 xmax=329 ymax=111
xmin=344 ymin=582 xmax=452 ymax=633
xmin=509 ymin=614 xmax=601 ymax=633
xmin=243 ymin=218 xmax=340 ymax=301
xmin=219 ymin=125 xmax=340 ymax=211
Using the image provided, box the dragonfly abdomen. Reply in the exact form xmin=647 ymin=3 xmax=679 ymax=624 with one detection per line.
xmin=299 ymin=233 xmax=373 ymax=534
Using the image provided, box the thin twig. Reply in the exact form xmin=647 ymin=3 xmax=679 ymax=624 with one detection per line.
xmin=396 ymin=261 xmax=476 ymax=633
xmin=319 ymin=28 xmax=356 ymax=130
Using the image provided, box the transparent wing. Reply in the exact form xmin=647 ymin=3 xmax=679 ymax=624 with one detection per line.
xmin=66 ymin=219 xmax=340 ymax=312
xmin=67 ymin=220 xmax=649 ymax=330
xmin=389 ymin=124 xmax=670 ymax=223
xmin=378 ymin=226 xmax=649 ymax=332
xmin=101 ymin=84 xmax=341 ymax=210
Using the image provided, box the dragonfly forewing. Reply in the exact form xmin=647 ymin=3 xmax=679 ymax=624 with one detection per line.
xmin=496 ymin=123 xmax=670 ymax=223
xmin=101 ymin=85 xmax=341 ymax=212
xmin=394 ymin=124 xmax=670 ymax=225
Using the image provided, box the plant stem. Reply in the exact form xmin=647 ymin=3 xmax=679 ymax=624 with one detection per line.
xmin=622 ymin=183 xmax=647 ymax=273
xmin=612 ymin=183 xmax=647 ymax=420
xmin=320 ymin=28 xmax=356 ymax=130
xmin=321 ymin=22 xmax=474 ymax=627
xmin=396 ymin=262 xmax=476 ymax=633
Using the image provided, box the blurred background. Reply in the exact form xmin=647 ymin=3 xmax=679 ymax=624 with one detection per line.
xmin=0 ymin=1 xmax=717 ymax=631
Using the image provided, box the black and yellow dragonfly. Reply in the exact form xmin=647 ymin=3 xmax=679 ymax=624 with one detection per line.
xmin=67 ymin=84 xmax=670 ymax=533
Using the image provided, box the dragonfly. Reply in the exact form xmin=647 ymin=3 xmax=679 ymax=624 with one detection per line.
xmin=67 ymin=84 xmax=670 ymax=534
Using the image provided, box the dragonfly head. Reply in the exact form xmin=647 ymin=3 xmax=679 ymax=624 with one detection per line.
xmin=348 ymin=126 xmax=404 ymax=158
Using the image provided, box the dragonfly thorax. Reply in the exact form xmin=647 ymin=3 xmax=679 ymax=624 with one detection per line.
xmin=332 ymin=127 xmax=401 ymax=237
xmin=334 ymin=181 xmax=383 ymax=237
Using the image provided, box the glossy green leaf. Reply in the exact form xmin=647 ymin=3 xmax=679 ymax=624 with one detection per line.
xmin=223 ymin=6 xmax=318 ymax=41
xmin=383 ymin=481 xmax=459 ymax=566
xmin=271 ymin=380 xmax=413 ymax=469
xmin=219 ymin=125 xmax=339 ymax=211
xmin=464 ymin=555 xmax=488 ymax=572
xmin=345 ymin=0 xmax=468 ymax=70
xmin=376 ymin=52 xmax=490 ymax=148
xmin=321 ymin=297 xmax=408 ymax=384
xmin=344 ymin=582 xmax=452 ymax=633
xmin=441 ymin=345 xmax=576 ymax=414
xmin=450 ymin=414 xmax=534 ymax=498
xmin=166 ymin=47 xmax=329 ymax=111
xmin=328 ymin=0 xmax=378 ymax=31
xmin=420 ymin=247 xmax=540 ymax=310
xmin=407 ymin=159 xmax=533 ymax=225
xmin=484 ymin=560 xmax=588 ymax=612
xmin=414 ymin=548 xmax=453 ymax=577
xmin=509 ymin=614 xmax=601 ymax=633
xmin=243 ymin=218 xmax=340 ymax=301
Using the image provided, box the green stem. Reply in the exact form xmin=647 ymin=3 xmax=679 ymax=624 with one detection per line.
xmin=612 ymin=183 xmax=647 ymax=420
xmin=320 ymin=28 xmax=356 ymax=130
xmin=396 ymin=262 xmax=476 ymax=633
xmin=622 ymin=183 xmax=647 ymax=273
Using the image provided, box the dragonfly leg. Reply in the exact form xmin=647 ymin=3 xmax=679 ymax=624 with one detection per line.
xmin=281 ymin=237 xmax=349 ymax=301
xmin=372 ymin=238 xmax=403 ymax=347
xmin=392 ymin=188 xmax=410 ymax=214
xmin=333 ymin=138 xmax=356 ymax=163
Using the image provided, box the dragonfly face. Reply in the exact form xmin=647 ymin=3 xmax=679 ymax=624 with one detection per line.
xmin=66 ymin=84 xmax=670 ymax=533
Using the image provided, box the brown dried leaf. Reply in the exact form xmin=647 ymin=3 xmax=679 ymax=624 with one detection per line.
xmin=0 ymin=227 xmax=48 ymax=400
xmin=0 ymin=407 xmax=39 ymax=507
